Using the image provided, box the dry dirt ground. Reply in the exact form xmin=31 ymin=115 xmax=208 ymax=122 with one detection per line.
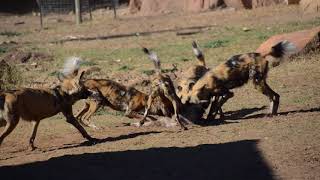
xmin=0 ymin=5 xmax=320 ymax=180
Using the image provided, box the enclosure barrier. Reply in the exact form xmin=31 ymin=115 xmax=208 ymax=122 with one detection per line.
xmin=36 ymin=0 xmax=118 ymax=27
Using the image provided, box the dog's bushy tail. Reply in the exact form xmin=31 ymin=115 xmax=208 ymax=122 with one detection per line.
xmin=61 ymin=56 xmax=83 ymax=76
xmin=192 ymin=41 xmax=206 ymax=67
xmin=263 ymin=40 xmax=296 ymax=58
xmin=142 ymin=47 xmax=161 ymax=74
xmin=262 ymin=40 xmax=296 ymax=67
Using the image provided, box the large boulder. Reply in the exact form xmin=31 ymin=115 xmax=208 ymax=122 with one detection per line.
xmin=224 ymin=0 xmax=252 ymax=9
xmin=224 ymin=0 xmax=299 ymax=9
xmin=129 ymin=0 xmax=142 ymax=14
xmin=184 ymin=0 xmax=225 ymax=12
xmin=300 ymin=0 xmax=320 ymax=13
xmin=129 ymin=0 xmax=224 ymax=14
xmin=286 ymin=0 xmax=300 ymax=4
xmin=138 ymin=0 xmax=184 ymax=15
xmin=256 ymin=27 xmax=320 ymax=57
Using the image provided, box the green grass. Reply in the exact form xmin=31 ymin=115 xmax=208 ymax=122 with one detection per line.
xmin=0 ymin=31 xmax=21 ymax=37
xmin=95 ymin=108 xmax=125 ymax=117
xmin=24 ymin=15 xmax=320 ymax=78
xmin=118 ymin=65 xmax=134 ymax=71
xmin=203 ymin=39 xmax=229 ymax=48
xmin=0 ymin=47 xmax=7 ymax=55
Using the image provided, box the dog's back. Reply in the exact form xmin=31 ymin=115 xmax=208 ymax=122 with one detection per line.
xmin=84 ymin=79 xmax=128 ymax=111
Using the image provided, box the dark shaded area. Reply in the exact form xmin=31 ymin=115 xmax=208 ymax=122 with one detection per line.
xmin=0 ymin=140 xmax=275 ymax=180
xmin=0 ymin=0 xmax=38 ymax=14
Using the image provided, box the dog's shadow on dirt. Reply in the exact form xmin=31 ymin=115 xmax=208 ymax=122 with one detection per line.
xmin=226 ymin=106 xmax=320 ymax=121
xmin=197 ymin=106 xmax=320 ymax=125
xmin=42 ymin=131 xmax=162 ymax=152
xmin=0 ymin=139 xmax=275 ymax=180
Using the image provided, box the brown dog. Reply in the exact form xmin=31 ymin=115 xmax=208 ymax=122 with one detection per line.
xmin=76 ymin=79 xmax=174 ymax=129
xmin=187 ymin=41 xmax=296 ymax=116
xmin=140 ymin=47 xmax=187 ymax=130
xmin=0 ymin=57 xmax=98 ymax=150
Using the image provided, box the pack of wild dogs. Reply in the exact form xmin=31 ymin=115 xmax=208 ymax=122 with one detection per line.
xmin=0 ymin=40 xmax=296 ymax=150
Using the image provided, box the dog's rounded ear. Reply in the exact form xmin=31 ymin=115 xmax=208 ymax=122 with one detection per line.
xmin=76 ymin=69 xmax=86 ymax=82
xmin=188 ymin=82 xmax=195 ymax=90
xmin=57 ymin=72 xmax=65 ymax=82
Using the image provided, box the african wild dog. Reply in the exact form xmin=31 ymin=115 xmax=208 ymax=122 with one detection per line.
xmin=176 ymin=41 xmax=223 ymax=120
xmin=177 ymin=41 xmax=209 ymax=103
xmin=0 ymin=57 xmax=99 ymax=150
xmin=76 ymin=79 xmax=174 ymax=129
xmin=187 ymin=40 xmax=296 ymax=116
xmin=140 ymin=47 xmax=188 ymax=130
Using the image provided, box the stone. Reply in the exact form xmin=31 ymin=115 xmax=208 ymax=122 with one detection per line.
xmin=256 ymin=26 xmax=320 ymax=57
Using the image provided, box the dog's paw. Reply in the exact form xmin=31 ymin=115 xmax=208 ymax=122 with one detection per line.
xmin=131 ymin=122 xmax=143 ymax=127
xmin=87 ymin=138 xmax=100 ymax=145
xmin=181 ymin=126 xmax=188 ymax=131
xmin=29 ymin=145 xmax=37 ymax=151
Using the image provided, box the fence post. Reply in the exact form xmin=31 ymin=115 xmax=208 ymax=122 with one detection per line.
xmin=75 ymin=0 xmax=82 ymax=25
xmin=36 ymin=0 xmax=43 ymax=28
xmin=112 ymin=0 xmax=118 ymax=19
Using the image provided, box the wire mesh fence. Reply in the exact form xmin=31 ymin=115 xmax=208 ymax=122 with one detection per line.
xmin=36 ymin=0 xmax=118 ymax=27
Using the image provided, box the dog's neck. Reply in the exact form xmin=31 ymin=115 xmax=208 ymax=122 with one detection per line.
xmin=52 ymin=86 xmax=80 ymax=106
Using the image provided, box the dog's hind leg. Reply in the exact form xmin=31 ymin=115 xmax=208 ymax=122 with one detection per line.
xmin=29 ymin=120 xmax=40 ymax=150
xmin=75 ymin=102 xmax=90 ymax=122
xmin=171 ymin=99 xmax=188 ymax=130
xmin=81 ymin=100 xmax=101 ymax=129
xmin=62 ymin=107 xmax=98 ymax=144
xmin=139 ymin=92 xmax=156 ymax=126
xmin=0 ymin=114 xmax=19 ymax=146
xmin=254 ymin=80 xmax=280 ymax=115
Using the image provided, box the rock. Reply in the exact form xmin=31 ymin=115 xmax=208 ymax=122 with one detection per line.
xmin=256 ymin=26 xmax=320 ymax=57
xmin=224 ymin=0 xmax=300 ymax=9
xmin=242 ymin=27 xmax=251 ymax=32
xmin=300 ymin=0 xmax=320 ymax=13
xmin=224 ymin=0 xmax=252 ymax=9
xmin=129 ymin=0 xmax=142 ymax=14
xmin=184 ymin=0 xmax=225 ymax=12
xmin=252 ymin=0 xmax=281 ymax=8
xmin=285 ymin=0 xmax=300 ymax=4
xmin=129 ymin=0 xmax=225 ymax=15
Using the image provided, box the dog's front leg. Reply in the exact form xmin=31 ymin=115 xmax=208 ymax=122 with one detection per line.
xmin=172 ymin=100 xmax=187 ymax=130
xmin=29 ymin=120 xmax=40 ymax=151
xmin=139 ymin=91 xmax=156 ymax=126
xmin=205 ymin=96 xmax=220 ymax=120
xmin=206 ymin=91 xmax=234 ymax=120
xmin=62 ymin=107 xmax=99 ymax=144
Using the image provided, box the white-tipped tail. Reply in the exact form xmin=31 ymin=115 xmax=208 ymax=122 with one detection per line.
xmin=61 ymin=56 xmax=82 ymax=76
xmin=192 ymin=41 xmax=202 ymax=58
xmin=142 ymin=47 xmax=161 ymax=71
xmin=192 ymin=41 xmax=206 ymax=66
xmin=266 ymin=40 xmax=297 ymax=58
xmin=280 ymin=40 xmax=297 ymax=56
